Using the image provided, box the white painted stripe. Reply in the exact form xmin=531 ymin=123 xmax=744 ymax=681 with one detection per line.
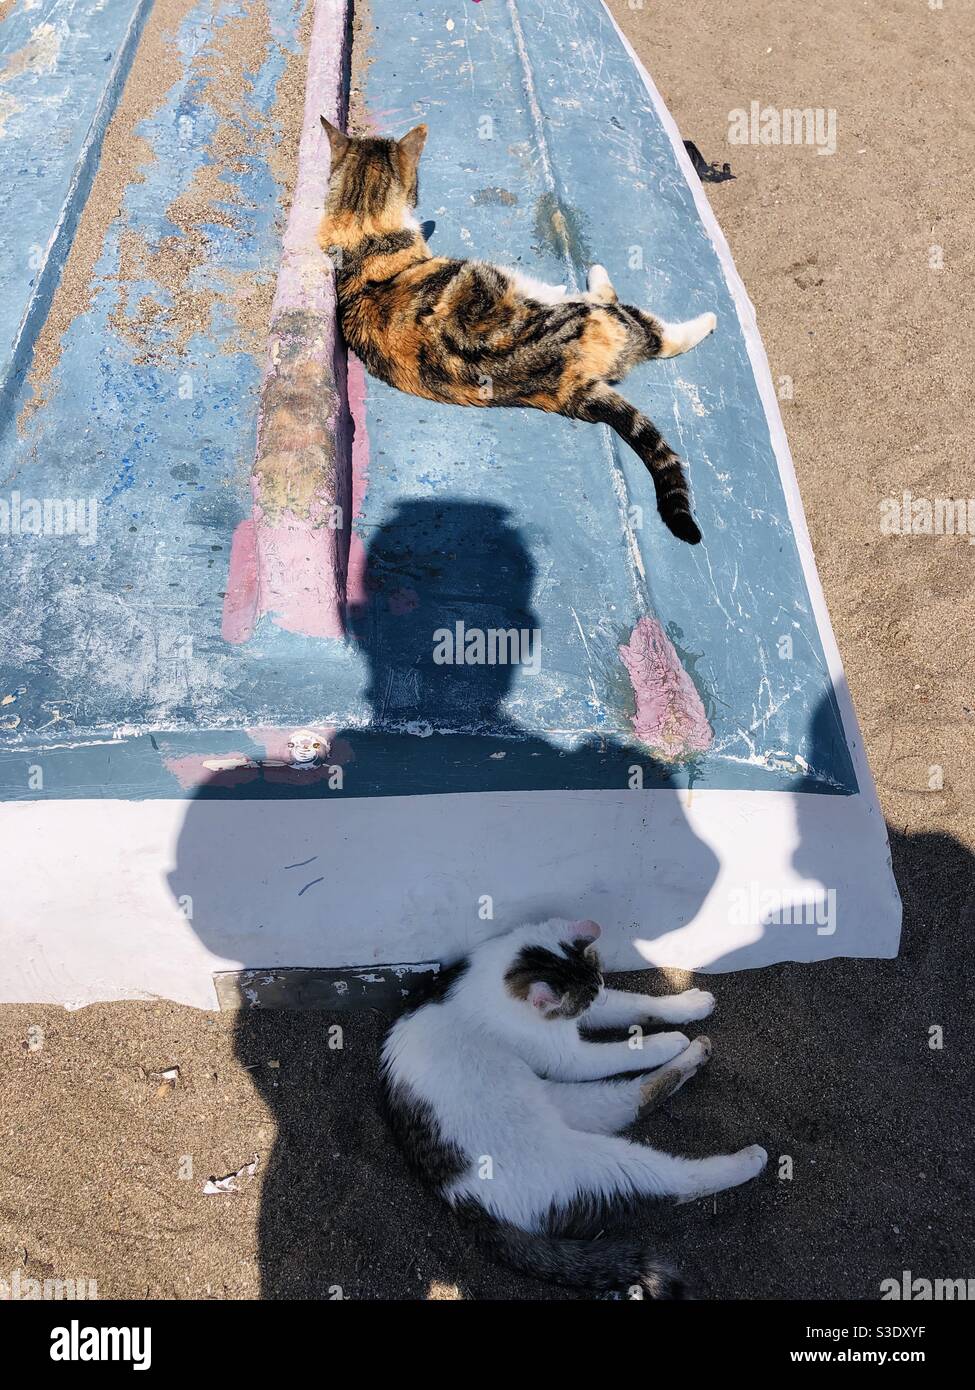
xmin=0 ymin=783 xmax=900 ymax=1008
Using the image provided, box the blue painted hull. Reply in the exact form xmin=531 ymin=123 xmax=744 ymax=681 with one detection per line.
xmin=2 ymin=0 xmax=855 ymax=802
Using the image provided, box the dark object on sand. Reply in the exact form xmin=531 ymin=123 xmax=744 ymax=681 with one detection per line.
xmin=683 ymin=140 xmax=734 ymax=183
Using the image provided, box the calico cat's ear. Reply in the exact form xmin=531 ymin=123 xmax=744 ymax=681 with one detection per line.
xmin=320 ymin=116 xmax=351 ymax=169
xmin=528 ymin=981 xmax=560 ymax=1014
xmin=396 ymin=123 xmax=428 ymax=184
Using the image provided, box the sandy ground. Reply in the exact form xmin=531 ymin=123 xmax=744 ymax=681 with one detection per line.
xmin=1 ymin=0 xmax=973 ymax=1300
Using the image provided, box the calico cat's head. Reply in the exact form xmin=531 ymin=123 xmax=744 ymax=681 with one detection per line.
xmin=320 ymin=119 xmax=428 ymax=224
xmin=504 ymin=919 xmax=604 ymax=1020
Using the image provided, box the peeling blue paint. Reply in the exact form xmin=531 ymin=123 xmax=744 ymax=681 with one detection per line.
xmin=0 ymin=0 xmax=156 ymax=414
xmin=0 ymin=0 xmax=858 ymax=801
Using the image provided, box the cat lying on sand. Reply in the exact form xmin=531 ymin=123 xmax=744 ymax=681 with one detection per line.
xmin=319 ymin=120 xmax=717 ymax=545
xmin=380 ymin=918 xmax=767 ymax=1296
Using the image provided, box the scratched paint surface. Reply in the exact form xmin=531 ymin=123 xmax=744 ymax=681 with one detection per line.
xmin=335 ymin=0 xmax=858 ymax=797
xmin=0 ymin=0 xmax=858 ymax=800
xmin=0 ymin=0 xmax=345 ymax=797
xmin=0 ymin=0 xmax=147 ymax=395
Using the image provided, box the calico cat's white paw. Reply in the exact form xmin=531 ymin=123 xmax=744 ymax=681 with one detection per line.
xmin=586 ymin=264 xmax=617 ymax=301
xmin=659 ymin=311 xmax=717 ymax=357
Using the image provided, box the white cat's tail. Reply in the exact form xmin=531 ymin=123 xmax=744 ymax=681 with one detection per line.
xmin=462 ymin=1208 xmax=683 ymax=1298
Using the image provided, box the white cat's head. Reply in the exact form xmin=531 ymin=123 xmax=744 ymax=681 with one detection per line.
xmin=502 ymin=918 xmax=604 ymax=1020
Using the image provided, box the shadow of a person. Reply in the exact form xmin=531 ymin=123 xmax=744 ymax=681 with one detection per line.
xmin=636 ymin=691 xmax=973 ymax=1299
xmin=170 ymin=497 xmax=721 ymax=1297
xmin=168 ymin=505 xmax=964 ymax=1299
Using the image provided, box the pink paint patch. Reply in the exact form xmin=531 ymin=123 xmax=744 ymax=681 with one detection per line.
xmin=254 ymin=512 xmax=346 ymax=641
xmin=388 ymin=587 xmax=419 ymax=616
xmin=221 ymin=519 xmax=260 ymax=644
xmin=164 ymin=753 xmax=260 ymax=792
xmin=164 ymin=726 xmax=355 ymax=794
xmin=618 ymin=617 xmax=713 ymax=761
xmin=345 ymin=351 xmax=370 ymax=614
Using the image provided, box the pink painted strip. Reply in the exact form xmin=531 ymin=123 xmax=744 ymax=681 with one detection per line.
xmin=222 ymin=0 xmax=353 ymax=644
xmin=221 ymin=517 xmax=259 ymax=644
xmin=619 ymin=616 xmax=714 ymax=761
xmin=345 ymin=350 xmax=370 ymax=613
xmin=163 ymin=726 xmax=353 ymax=793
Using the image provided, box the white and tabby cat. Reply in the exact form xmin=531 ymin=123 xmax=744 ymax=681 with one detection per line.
xmin=380 ymin=918 xmax=767 ymax=1296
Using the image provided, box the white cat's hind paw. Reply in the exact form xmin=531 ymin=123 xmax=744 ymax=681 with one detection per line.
xmin=663 ymin=1035 xmax=713 ymax=1098
xmin=738 ymin=1144 xmax=769 ymax=1180
xmin=674 ymin=1034 xmax=713 ymax=1074
xmin=675 ymin=1144 xmax=768 ymax=1203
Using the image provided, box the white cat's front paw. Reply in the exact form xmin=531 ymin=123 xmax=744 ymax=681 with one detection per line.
xmin=675 ymin=988 xmax=715 ymax=1021
xmin=641 ymin=1030 xmax=689 ymax=1066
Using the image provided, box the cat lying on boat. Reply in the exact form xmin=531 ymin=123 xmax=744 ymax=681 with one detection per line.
xmin=380 ymin=917 xmax=767 ymax=1296
xmin=319 ymin=120 xmax=716 ymax=545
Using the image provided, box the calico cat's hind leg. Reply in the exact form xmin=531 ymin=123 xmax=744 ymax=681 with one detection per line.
xmin=505 ymin=267 xmax=569 ymax=304
xmin=570 ymin=383 xmax=701 ymax=544
xmin=623 ymin=305 xmax=717 ymax=360
xmin=658 ymin=310 xmax=717 ymax=358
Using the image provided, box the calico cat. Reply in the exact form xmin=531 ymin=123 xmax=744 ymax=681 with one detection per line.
xmin=319 ymin=121 xmax=717 ymax=545
xmin=380 ymin=918 xmax=767 ymax=1296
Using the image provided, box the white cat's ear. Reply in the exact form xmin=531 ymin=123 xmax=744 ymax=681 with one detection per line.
xmin=570 ymin=919 xmax=601 ymax=958
xmin=321 ymin=117 xmax=351 ymax=169
xmin=571 ymin=919 xmax=601 ymax=943
xmin=528 ymin=981 xmax=560 ymax=1013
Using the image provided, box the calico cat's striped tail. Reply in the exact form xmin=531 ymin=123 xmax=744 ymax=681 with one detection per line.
xmin=575 ymin=385 xmax=702 ymax=545
xmin=469 ymin=1216 xmax=685 ymax=1298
